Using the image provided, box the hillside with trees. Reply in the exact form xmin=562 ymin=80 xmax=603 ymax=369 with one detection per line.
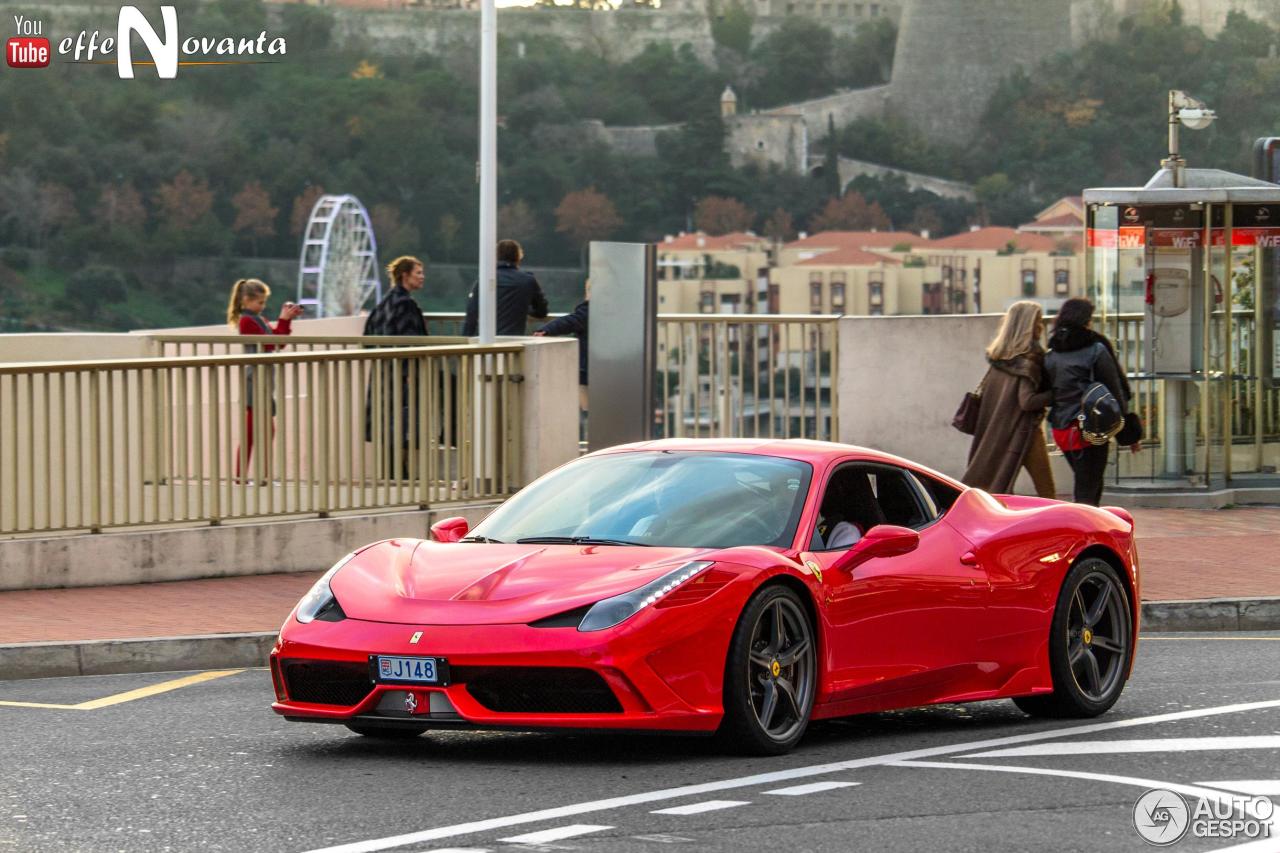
xmin=0 ymin=0 xmax=1275 ymax=330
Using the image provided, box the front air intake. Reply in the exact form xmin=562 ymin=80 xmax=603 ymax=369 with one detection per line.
xmin=453 ymin=666 xmax=622 ymax=714
xmin=281 ymin=660 xmax=373 ymax=707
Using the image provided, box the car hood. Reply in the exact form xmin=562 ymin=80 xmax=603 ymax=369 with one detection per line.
xmin=330 ymin=539 xmax=716 ymax=625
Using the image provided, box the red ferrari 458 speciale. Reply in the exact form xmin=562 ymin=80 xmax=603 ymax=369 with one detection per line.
xmin=271 ymin=439 xmax=1139 ymax=754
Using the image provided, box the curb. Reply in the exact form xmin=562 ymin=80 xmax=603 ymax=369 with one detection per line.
xmin=1 ymin=598 xmax=1278 ymax=681
xmin=1140 ymin=596 xmax=1280 ymax=633
xmin=0 ymin=633 xmax=276 ymax=681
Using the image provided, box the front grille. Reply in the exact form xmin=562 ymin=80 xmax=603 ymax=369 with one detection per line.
xmin=453 ymin=666 xmax=622 ymax=714
xmin=281 ymin=660 xmax=373 ymax=707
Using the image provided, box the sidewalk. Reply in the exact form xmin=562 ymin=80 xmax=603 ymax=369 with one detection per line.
xmin=1 ymin=507 xmax=1278 ymax=678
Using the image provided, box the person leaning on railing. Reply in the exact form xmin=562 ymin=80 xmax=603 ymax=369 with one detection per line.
xmin=363 ymin=256 xmax=429 ymax=477
xmin=227 ymin=278 xmax=302 ymax=480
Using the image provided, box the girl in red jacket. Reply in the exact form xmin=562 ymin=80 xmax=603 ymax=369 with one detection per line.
xmin=227 ymin=279 xmax=303 ymax=479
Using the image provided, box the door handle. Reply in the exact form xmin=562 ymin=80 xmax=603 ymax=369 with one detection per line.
xmin=960 ymin=551 xmax=979 ymax=566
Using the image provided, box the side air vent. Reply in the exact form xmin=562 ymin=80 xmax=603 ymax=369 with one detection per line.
xmin=453 ymin=666 xmax=622 ymax=714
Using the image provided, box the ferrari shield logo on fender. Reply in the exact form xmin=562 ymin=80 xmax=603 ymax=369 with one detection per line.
xmin=405 ymin=692 xmax=419 ymax=713
xmin=409 ymin=631 xmax=423 ymax=644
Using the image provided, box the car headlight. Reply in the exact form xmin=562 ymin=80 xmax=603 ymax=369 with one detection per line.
xmin=578 ymin=561 xmax=713 ymax=632
xmin=295 ymin=552 xmax=357 ymax=624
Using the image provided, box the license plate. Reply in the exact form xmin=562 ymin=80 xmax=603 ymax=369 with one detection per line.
xmin=372 ymin=655 xmax=447 ymax=685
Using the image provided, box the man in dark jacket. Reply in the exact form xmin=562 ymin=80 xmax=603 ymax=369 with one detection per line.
xmin=462 ymin=240 xmax=549 ymax=336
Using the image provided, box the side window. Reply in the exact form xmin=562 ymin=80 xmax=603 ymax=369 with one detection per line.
xmin=915 ymin=472 xmax=962 ymax=515
xmin=869 ymin=467 xmax=931 ymax=529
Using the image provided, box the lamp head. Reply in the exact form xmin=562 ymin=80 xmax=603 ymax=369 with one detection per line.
xmin=1177 ymin=107 xmax=1217 ymax=130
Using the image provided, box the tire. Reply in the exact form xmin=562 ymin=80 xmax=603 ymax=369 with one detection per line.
xmin=717 ymin=585 xmax=817 ymax=755
xmin=344 ymin=723 xmax=429 ymax=739
xmin=1013 ymin=557 xmax=1133 ymax=718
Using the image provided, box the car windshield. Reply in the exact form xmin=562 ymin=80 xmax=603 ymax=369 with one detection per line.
xmin=469 ymin=451 xmax=813 ymax=550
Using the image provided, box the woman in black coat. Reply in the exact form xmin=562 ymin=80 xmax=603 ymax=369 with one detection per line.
xmin=1043 ymin=298 xmax=1139 ymax=506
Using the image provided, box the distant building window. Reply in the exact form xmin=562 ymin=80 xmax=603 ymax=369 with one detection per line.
xmin=809 ymin=273 xmax=824 ymax=310
xmin=756 ymin=139 xmax=766 ymax=150
xmin=831 ymin=282 xmax=846 ymax=310
xmin=1054 ymin=262 xmax=1070 ymax=296
xmin=1022 ymin=263 xmax=1037 ymax=297
xmin=837 ymin=2 xmax=847 ymax=13
xmin=869 ymin=2 xmax=879 ymax=14
xmin=869 ymin=275 xmax=884 ymax=316
xmin=854 ymin=2 xmax=863 ymax=13
xmin=822 ymin=3 xmax=831 ymax=14
xmin=701 ymin=291 xmax=715 ymax=313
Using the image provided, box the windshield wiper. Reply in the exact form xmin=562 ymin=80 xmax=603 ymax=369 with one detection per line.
xmin=515 ymin=536 xmax=651 ymax=547
xmin=459 ymin=535 xmax=505 ymax=544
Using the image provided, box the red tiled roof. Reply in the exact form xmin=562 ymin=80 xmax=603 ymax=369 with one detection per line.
xmin=797 ymin=247 xmax=901 ymax=267
xmin=660 ymin=231 xmax=764 ymax=251
xmin=785 ymin=230 xmax=930 ymax=251
xmin=925 ymin=227 xmax=1061 ymax=252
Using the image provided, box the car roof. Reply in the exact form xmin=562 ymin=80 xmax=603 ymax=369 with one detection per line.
xmin=588 ymin=438 xmax=964 ymax=488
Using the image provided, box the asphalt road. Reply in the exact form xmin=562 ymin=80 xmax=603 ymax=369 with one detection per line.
xmin=1 ymin=633 xmax=1277 ymax=853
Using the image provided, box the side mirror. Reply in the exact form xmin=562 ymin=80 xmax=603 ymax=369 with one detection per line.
xmin=831 ymin=524 xmax=920 ymax=574
xmin=430 ymin=516 xmax=470 ymax=543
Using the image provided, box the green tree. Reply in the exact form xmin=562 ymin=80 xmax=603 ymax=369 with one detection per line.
xmin=710 ymin=1 xmax=753 ymax=56
xmin=66 ymin=265 xmax=127 ymax=312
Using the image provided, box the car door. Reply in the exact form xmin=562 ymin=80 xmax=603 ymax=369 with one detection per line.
xmin=804 ymin=462 xmax=990 ymax=706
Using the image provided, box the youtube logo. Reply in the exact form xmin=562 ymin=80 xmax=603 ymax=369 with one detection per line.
xmin=7 ymin=37 xmax=50 ymax=68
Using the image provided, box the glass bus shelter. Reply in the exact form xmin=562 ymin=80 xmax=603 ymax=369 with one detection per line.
xmin=1084 ymin=167 xmax=1280 ymax=495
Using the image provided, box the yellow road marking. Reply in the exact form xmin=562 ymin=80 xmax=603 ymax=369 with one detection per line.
xmin=0 ymin=669 xmax=243 ymax=711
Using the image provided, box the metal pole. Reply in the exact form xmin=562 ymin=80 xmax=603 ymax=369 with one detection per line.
xmin=477 ymin=0 xmax=498 ymax=344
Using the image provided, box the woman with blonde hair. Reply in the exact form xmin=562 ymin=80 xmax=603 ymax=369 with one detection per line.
xmin=961 ymin=300 xmax=1056 ymax=497
xmin=227 ymin=278 xmax=302 ymax=479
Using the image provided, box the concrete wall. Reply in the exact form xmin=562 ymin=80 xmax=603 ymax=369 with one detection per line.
xmin=836 ymin=313 xmax=1072 ymax=492
xmin=0 ymin=505 xmax=499 ymax=591
xmin=726 ymin=114 xmax=808 ymax=173
xmin=891 ymin=0 xmax=1073 ymax=144
xmin=762 ymin=85 xmax=891 ymax=141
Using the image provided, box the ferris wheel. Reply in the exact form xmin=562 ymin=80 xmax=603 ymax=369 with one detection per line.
xmin=296 ymin=194 xmax=381 ymax=318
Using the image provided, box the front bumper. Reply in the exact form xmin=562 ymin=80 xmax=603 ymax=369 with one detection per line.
xmin=270 ymin=602 xmax=740 ymax=733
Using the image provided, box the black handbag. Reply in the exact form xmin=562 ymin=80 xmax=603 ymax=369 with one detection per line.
xmin=1116 ymin=412 xmax=1144 ymax=446
xmin=952 ymin=370 xmax=988 ymax=435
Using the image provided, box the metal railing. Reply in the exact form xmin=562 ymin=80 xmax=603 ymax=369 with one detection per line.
xmin=150 ymin=334 xmax=469 ymax=359
xmin=0 ymin=344 xmax=523 ymax=536
xmin=419 ymin=311 xmax=841 ymax=442
xmin=654 ymin=314 xmax=840 ymax=441
xmin=1111 ymin=310 xmax=1280 ymax=446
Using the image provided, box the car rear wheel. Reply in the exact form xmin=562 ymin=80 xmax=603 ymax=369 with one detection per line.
xmin=718 ymin=585 xmax=816 ymax=755
xmin=344 ymin=723 xmax=429 ymax=739
xmin=1014 ymin=557 xmax=1133 ymax=718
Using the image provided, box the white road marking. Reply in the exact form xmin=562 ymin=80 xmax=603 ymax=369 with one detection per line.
xmin=411 ymin=849 xmax=489 ymax=853
xmin=300 ymin=697 xmax=1280 ymax=853
xmin=963 ymin=736 xmax=1280 ymax=758
xmin=498 ymin=825 xmax=612 ymax=844
xmin=650 ymin=801 xmax=750 ymax=816
xmin=763 ymin=781 xmax=861 ymax=796
xmin=1197 ymin=781 xmax=1280 ymax=796
xmin=888 ymin=760 xmax=1279 ymax=840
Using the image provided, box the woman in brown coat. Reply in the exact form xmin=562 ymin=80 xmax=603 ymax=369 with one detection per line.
xmin=962 ymin=300 xmax=1056 ymax=497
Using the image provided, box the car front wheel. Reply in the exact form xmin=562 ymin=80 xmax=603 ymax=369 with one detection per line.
xmin=1014 ymin=557 xmax=1133 ymax=718
xmin=718 ymin=585 xmax=817 ymax=755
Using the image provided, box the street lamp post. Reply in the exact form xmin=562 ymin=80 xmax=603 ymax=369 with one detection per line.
xmin=477 ymin=0 xmax=497 ymax=343
xmin=1162 ymin=89 xmax=1217 ymax=188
